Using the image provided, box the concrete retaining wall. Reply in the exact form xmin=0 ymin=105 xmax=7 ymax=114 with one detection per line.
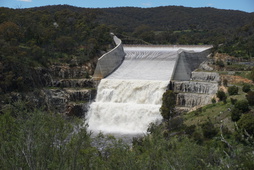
xmin=172 ymin=49 xmax=211 ymax=81
xmin=93 ymin=35 xmax=126 ymax=80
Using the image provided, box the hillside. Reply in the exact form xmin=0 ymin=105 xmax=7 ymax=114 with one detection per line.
xmin=97 ymin=6 xmax=254 ymax=58
xmin=1 ymin=5 xmax=254 ymax=169
xmin=98 ymin=6 xmax=254 ymax=32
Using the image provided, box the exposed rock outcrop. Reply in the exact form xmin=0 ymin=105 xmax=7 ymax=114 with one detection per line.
xmin=176 ymin=93 xmax=214 ymax=108
xmin=191 ymin=72 xmax=220 ymax=82
xmin=53 ymin=79 xmax=95 ymax=88
xmin=172 ymin=81 xmax=218 ymax=94
xmin=173 ymin=71 xmax=220 ymax=111
xmin=65 ymin=88 xmax=96 ymax=102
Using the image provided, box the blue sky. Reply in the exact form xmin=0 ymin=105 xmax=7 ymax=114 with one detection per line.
xmin=1 ymin=0 xmax=254 ymax=13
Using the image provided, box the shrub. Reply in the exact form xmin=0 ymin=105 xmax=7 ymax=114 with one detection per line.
xmin=228 ymin=85 xmax=239 ymax=95
xmin=211 ymin=98 xmax=216 ymax=104
xmin=235 ymin=100 xmax=249 ymax=113
xmin=216 ymin=90 xmax=227 ymax=102
xmin=201 ymin=120 xmax=218 ymax=139
xmin=242 ymin=84 xmax=251 ymax=93
xmin=237 ymin=113 xmax=254 ymax=136
xmin=216 ymin=60 xmax=225 ymax=68
xmin=223 ymin=79 xmax=228 ymax=87
xmin=246 ymin=91 xmax=254 ymax=106
xmin=231 ymin=108 xmax=242 ymax=122
xmin=185 ymin=125 xmax=196 ymax=136
xmin=230 ymin=98 xmax=237 ymax=105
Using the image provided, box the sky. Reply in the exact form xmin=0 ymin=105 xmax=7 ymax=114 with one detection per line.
xmin=1 ymin=0 xmax=254 ymax=13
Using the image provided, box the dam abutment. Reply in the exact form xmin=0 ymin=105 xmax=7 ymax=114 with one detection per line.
xmin=93 ymin=35 xmax=126 ymax=80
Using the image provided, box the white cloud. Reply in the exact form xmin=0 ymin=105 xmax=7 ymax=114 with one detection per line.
xmin=207 ymin=3 xmax=213 ymax=7
xmin=142 ymin=2 xmax=152 ymax=7
xmin=17 ymin=0 xmax=32 ymax=2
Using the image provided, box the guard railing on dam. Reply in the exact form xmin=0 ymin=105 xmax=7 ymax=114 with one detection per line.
xmin=93 ymin=35 xmax=126 ymax=80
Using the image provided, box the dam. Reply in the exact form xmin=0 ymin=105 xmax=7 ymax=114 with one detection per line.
xmin=86 ymin=35 xmax=214 ymax=135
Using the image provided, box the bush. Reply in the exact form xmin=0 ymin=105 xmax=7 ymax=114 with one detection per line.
xmin=231 ymin=108 xmax=242 ymax=122
xmin=237 ymin=113 xmax=254 ymax=136
xmin=235 ymin=100 xmax=250 ymax=113
xmin=246 ymin=91 xmax=254 ymax=106
xmin=185 ymin=125 xmax=196 ymax=136
xmin=216 ymin=60 xmax=225 ymax=68
xmin=223 ymin=79 xmax=228 ymax=87
xmin=228 ymin=85 xmax=239 ymax=95
xmin=211 ymin=98 xmax=216 ymax=104
xmin=201 ymin=120 xmax=218 ymax=139
xmin=216 ymin=90 xmax=227 ymax=102
xmin=242 ymin=84 xmax=251 ymax=93
xmin=230 ymin=98 xmax=237 ymax=105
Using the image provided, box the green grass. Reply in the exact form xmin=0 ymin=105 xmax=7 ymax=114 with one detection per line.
xmin=184 ymin=101 xmax=234 ymax=131
xmin=235 ymin=71 xmax=251 ymax=79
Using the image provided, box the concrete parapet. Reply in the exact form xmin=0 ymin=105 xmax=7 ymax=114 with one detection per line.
xmin=93 ymin=35 xmax=126 ymax=80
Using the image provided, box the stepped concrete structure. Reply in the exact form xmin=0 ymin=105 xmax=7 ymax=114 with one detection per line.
xmin=92 ymin=36 xmax=219 ymax=110
xmin=88 ymin=35 xmax=218 ymax=135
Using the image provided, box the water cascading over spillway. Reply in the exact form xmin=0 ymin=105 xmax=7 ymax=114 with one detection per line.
xmin=86 ymin=46 xmax=209 ymax=135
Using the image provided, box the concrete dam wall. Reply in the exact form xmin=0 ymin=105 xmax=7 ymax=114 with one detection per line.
xmin=88 ymin=36 xmax=215 ymax=135
xmin=93 ymin=35 xmax=126 ymax=80
xmin=172 ymin=49 xmax=212 ymax=81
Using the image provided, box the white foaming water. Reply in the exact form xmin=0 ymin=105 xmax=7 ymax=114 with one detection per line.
xmin=86 ymin=79 xmax=168 ymax=134
xmin=86 ymin=46 xmax=210 ymax=136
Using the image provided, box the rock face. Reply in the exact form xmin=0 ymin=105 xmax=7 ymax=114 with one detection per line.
xmin=191 ymin=72 xmax=220 ymax=82
xmin=172 ymin=81 xmax=218 ymax=94
xmin=15 ymin=62 xmax=98 ymax=117
xmin=176 ymin=93 xmax=213 ymax=108
xmin=172 ymin=71 xmax=220 ymax=110
xmin=53 ymin=79 xmax=95 ymax=88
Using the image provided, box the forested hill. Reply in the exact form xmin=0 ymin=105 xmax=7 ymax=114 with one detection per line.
xmin=98 ymin=6 xmax=254 ymax=32
xmin=1 ymin=5 xmax=254 ymax=93
xmin=96 ymin=6 xmax=254 ymax=58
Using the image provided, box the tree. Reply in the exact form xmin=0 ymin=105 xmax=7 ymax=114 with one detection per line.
xmin=160 ymin=90 xmax=176 ymax=121
xmin=242 ymin=84 xmax=251 ymax=93
xmin=246 ymin=91 xmax=254 ymax=106
xmin=55 ymin=36 xmax=76 ymax=53
xmin=235 ymin=100 xmax=249 ymax=113
xmin=228 ymin=85 xmax=239 ymax=95
xmin=216 ymin=90 xmax=227 ymax=102
xmin=231 ymin=108 xmax=242 ymax=122
xmin=237 ymin=113 xmax=254 ymax=136
xmin=0 ymin=21 xmax=23 ymax=41
xmin=223 ymin=79 xmax=228 ymax=87
xmin=201 ymin=119 xmax=218 ymax=139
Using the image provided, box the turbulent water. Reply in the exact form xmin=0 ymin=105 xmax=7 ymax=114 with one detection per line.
xmin=86 ymin=46 xmax=210 ymax=136
xmin=86 ymin=79 xmax=168 ymax=134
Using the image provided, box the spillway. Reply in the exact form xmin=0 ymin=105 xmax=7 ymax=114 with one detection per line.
xmin=86 ymin=44 xmax=211 ymax=136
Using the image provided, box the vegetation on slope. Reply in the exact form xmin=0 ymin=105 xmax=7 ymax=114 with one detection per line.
xmin=1 ymin=101 xmax=254 ymax=169
xmin=0 ymin=6 xmax=112 ymax=93
xmin=1 ymin=5 xmax=254 ymax=169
